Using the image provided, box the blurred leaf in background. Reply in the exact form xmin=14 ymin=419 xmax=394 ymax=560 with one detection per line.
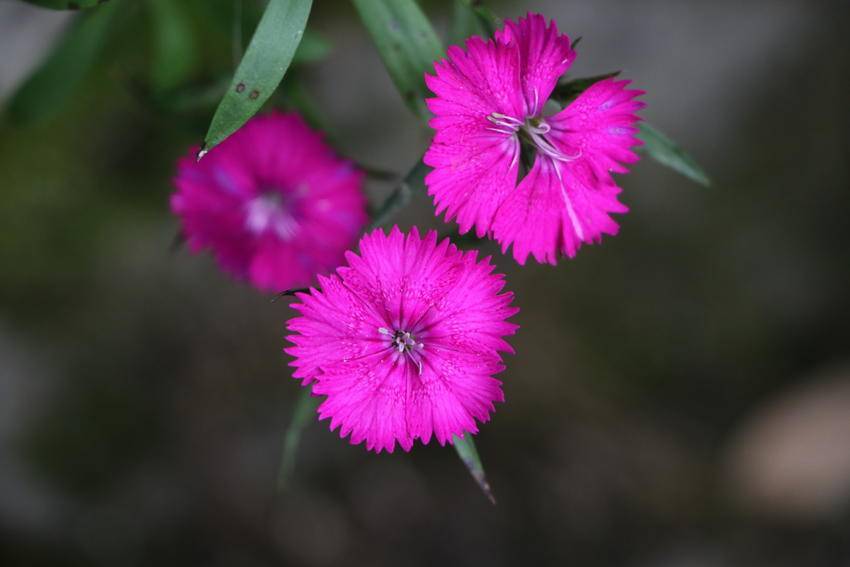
xmin=451 ymin=0 xmax=498 ymax=40
xmin=450 ymin=0 xmax=487 ymax=45
xmin=351 ymin=0 xmax=442 ymax=119
xmin=19 ymin=0 xmax=105 ymax=9
xmin=277 ymin=387 xmax=320 ymax=490
xmin=637 ymin=122 xmax=711 ymax=186
xmin=5 ymin=0 xmax=120 ymax=125
xmin=147 ymin=0 xmax=197 ymax=93
xmin=370 ymin=158 xmax=429 ymax=229
xmin=453 ymin=433 xmax=496 ymax=504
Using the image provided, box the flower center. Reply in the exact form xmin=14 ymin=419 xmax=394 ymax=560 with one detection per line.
xmin=379 ymin=327 xmax=425 ymax=375
xmin=486 ymin=112 xmax=581 ymax=163
xmin=244 ymin=190 xmax=300 ymax=240
xmin=486 ymin=112 xmax=586 ymax=240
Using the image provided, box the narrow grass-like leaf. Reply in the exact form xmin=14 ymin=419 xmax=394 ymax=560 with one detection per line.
xmin=637 ymin=122 xmax=711 ymax=187
xmin=455 ymin=0 xmax=499 ymax=37
xmin=19 ymin=0 xmax=104 ymax=9
xmin=450 ymin=0 xmax=485 ymax=44
xmin=351 ymin=0 xmax=442 ymax=118
xmin=553 ymin=70 xmax=621 ymax=102
xmin=201 ymin=0 xmax=313 ymax=155
xmin=360 ymin=164 xmax=397 ymax=182
xmin=369 ymin=158 xmax=430 ymax=229
xmin=5 ymin=1 xmax=119 ymax=125
xmin=453 ymin=433 xmax=495 ymax=504
xmin=277 ymin=387 xmax=320 ymax=491
xmin=148 ymin=0 xmax=197 ymax=92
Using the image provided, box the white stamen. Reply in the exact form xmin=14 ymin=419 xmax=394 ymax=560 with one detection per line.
xmin=381 ymin=327 xmax=425 ymax=376
xmin=486 ymin=112 xmax=523 ymax=133
xmin=527 ymin=121 xmax=550 ymax=135
xmin=490 ymin=112 xmax=523 ymax=126
xmin=484 ymin=113 xmax=587 ymax=243
xmin=508 ymin=139 xmax=519 ymax=170
xmin=486 ymin=126 xmax=518 ymax=136
xmin=525 ymin=125 xmax=581 ymax=163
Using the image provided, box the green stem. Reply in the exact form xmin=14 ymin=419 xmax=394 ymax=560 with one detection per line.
xmin=277 ymin=387 xmax=320 ymax=491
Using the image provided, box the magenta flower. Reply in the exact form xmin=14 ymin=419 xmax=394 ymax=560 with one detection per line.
xmin=171 ymin=112 xmax=367 ymax=292
xmin=285 ymin=227 xmax=518 ymax=453
xmin=424 ymin=13 xmax=645 ymax=264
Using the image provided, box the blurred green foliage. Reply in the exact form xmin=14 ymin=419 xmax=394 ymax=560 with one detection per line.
xmin=352 ymin=0 xmax=443 ymax=119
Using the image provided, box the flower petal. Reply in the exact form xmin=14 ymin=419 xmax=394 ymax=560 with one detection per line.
xmin=425 ymin=36 xmax=525 ymax=127
xmin=491 ymin=157 xmax=627 ymax=265
xmin=285 ymin=274 xmax=388 ymax=385
xmin=313 ymin=351 xmax=413 ymax=453
xmin=424 ymin=137 xmax=519 ymax=237
xmin=548 ymin=78 xmax=645 ymax=183
xmin=285 ymin=227 xmax=518 ymax=452
xmin=496 ymin=13 xmax=576 ymax=116
xmin=424 ymin=35 xmax=525 ymax=236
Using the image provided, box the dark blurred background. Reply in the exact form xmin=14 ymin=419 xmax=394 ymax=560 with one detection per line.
xmin=1 ymin=0 xmax=849 ymax=565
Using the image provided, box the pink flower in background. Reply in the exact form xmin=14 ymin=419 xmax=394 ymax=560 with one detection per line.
xmin=171 ymin=112 xmax=367 ymax=292
xmin=425 ymin=13 xmax=645 ymax=264
xmin=285 ymin=227 xmax=518 ymax=453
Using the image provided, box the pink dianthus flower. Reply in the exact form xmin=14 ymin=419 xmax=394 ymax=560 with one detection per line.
xmin=285 ymin=227 xmax=518 ymax=453
xmin=171 ymin=112 xmax=367 ymax=292
xmin=425 ymin=13 xmax=645 ymax=264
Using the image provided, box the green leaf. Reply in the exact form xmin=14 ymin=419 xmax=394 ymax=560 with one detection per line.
xmin=19 ymin=0 xmax=106 ymax=9
xmin=450 ymin=0 xmax=484 ymax=44
xmin=369 ymin=158 xmax=430 ymax=229
xmin=452 ymin=433 xmax=495 ymax=504
xmin=201 ymin=0 xmax=313 ymax=156
xmin=637 ymin=122 xmax=711 ymax=187
xmin=553 ymin=70 xmax=621 ymax=102
xmin=148 ymin=0 xmax=197 ymax=92
xmin=5 ymin=1 xmax=120 ymax=125
xmin=351 ymin=0 xmax=443 ymax=119
xmin=455 ymin=0 xmax=499 ymax=38
xmin=277 ymin=387 xmax=320 ymax=491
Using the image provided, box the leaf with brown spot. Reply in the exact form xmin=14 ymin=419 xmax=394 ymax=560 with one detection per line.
xmin=202 ymin=0 xmax=313 ymax=153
